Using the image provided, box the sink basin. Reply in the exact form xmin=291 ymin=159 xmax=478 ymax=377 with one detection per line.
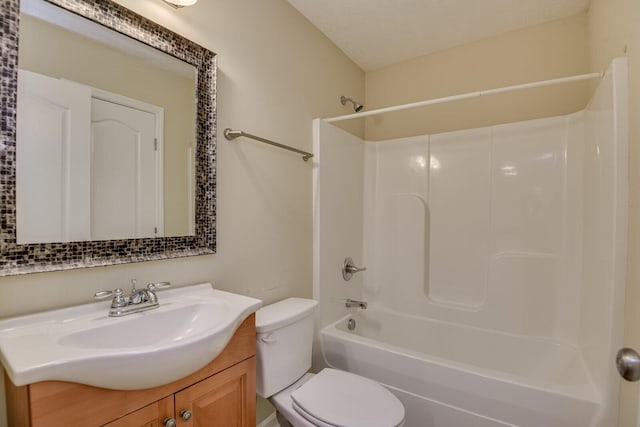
xmin=0 ymin=283 xmax=261 ymax=390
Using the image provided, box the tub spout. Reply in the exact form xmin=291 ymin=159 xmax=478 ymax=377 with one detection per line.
xmin=345 ymin=299 xmax=368 ymax=309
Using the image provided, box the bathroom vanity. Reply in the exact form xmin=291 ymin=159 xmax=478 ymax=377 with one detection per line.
xmin=4 ymin=314 xmax=256 ymax=426
xmin=0 ymin=283 xmax=261 ymax=426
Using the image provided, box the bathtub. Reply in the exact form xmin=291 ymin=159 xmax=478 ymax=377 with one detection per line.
xmin=320 ymin=309 xmax=601 ymax=427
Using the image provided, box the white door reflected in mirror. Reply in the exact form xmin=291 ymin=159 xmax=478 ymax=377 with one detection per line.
xmin=91 ymin=97 xmax=163 ymax=241
xmin=16 ymin=69 xmax=91 ymax=243
xmin=17 ymin=69 xmax=164 ymax=243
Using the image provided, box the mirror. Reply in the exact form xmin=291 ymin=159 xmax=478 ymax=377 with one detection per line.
xmin=18 ymin=0 xmax=197 ymax=242
xmin=0 ymin=0 xmax=216 ymax=275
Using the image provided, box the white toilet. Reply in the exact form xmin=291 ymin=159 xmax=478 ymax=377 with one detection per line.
xmin=256 ymin=298 xmax=405 ymax=427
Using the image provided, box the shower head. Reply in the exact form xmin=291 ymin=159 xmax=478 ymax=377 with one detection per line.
xmin=340 ymin=95 xmax=364 ymax=112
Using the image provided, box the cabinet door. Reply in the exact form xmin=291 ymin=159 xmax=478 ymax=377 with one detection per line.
xmin=102 ymin=396 xmax=174 ymax=427
xmin=174 ymin=358 xmax=256 ymax=427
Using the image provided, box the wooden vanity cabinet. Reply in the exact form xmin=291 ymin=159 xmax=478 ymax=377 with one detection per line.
xmin=174 ymin=359 xmax=253 ymax=427
xmin=101 ymin=396 xmax=174 ymax=427
xmin=4 ymin=314 xmax=256 ymax=427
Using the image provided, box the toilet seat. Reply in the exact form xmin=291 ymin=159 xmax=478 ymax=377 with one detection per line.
xmin=290 ymin=368 xmax=405 ymax=427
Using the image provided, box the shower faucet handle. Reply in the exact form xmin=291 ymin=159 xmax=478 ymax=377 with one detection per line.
xmin=342 ymin=257 xmax=366 ymax=281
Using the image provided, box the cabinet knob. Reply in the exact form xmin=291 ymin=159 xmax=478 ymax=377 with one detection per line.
xmin=180 ymin=410 xmax=193 ymax=421
xmin=163 ymin=418 xmax=177 ymax=427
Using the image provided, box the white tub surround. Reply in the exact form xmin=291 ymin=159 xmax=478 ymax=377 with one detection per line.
xmin=313 ymin=58 xmax=628 ymax=427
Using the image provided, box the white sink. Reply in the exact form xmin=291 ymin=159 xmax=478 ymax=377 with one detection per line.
xmin=0 ymin=283 xmax=261 ymax=390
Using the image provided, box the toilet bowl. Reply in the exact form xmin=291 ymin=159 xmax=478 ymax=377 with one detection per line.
xmin=256 ymin=298 xmax=405 ymax=427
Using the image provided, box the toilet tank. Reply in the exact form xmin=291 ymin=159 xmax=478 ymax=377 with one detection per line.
xmin=255 ymin=298 xmax=318 ymax=398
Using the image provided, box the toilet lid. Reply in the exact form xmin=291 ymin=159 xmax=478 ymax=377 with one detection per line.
xmin=290 ymin=368 xmax=405 ymax=427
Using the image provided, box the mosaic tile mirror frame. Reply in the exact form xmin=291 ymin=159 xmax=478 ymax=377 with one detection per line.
xmin=0 ymin=0 xmax=217 ymax=275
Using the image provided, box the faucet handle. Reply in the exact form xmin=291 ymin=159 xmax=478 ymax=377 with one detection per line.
xmin=147 ymin=282 xmax=171 ymax=291
xmin=94 ymin=288 xmax=127 ymax=308
xmin=94 ymin=288 xmax=123 ymax=299
xmin=342 ymin=257 xmax=367 ymax=281
xmin=146 ymin=282 xmax=170 ymax=304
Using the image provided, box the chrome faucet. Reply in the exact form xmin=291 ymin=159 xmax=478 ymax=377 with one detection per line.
xmin=345 ymin=299 xmax=368 ymax=309
xmin=95 ymin=280 xmax=171 ymax=317
xmin=128 ymin=279 xmax=147 ymax=304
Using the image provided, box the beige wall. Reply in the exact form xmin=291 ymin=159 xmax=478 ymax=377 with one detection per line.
xmin=364 ymin=14 xmax=591 ymax=140
xmin=0 ymin=0 xmax=364 ymax=425
xmin=588 ymin=1 xmax=640 ymax=425
xmin=19 ymin=14 xmax=196 ymax=236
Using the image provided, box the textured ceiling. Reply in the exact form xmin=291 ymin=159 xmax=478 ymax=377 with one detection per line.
xmin=286 ymin=0 xmax=591 ymax=71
